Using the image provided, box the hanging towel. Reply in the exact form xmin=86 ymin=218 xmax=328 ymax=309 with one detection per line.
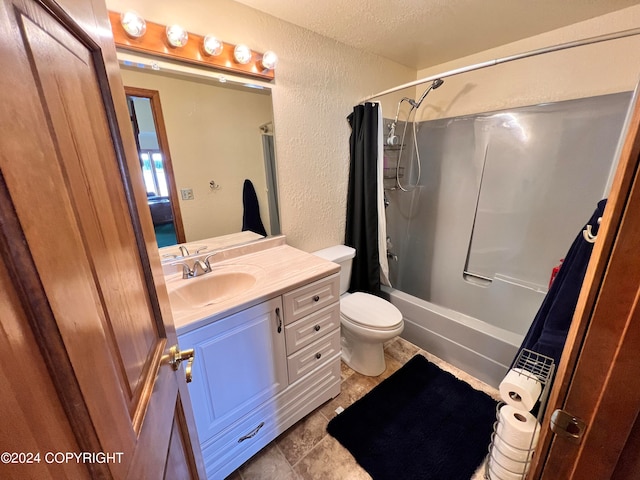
xmin=242 ymin=179 xmax=267 ymax=236
xmin=514 ymin=199 xmax=607 ymax=368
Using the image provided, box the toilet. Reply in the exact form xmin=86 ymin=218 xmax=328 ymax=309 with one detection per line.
xmin=313 ymin=245 xmax=404 ymax=376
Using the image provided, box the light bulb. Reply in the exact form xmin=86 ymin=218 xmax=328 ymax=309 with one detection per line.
xmin=166 ymin=24 xmax=188 ymax=48
xmin=120 ymin=11 xmax=146 ymax=38
xmin=234 ymin=44 xmax=252 ymax=65
xmin=261 ymin=51 xmax=278 ymax=70
xmin=203 ymin=35 xmax=223 ymax=56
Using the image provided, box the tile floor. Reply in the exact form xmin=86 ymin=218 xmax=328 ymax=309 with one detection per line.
xmin=226 ymin=337 xmax=500 ymax=480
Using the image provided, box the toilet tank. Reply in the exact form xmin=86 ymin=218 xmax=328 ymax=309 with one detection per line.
xmin=312 ymin=245 xmax=356 ymax=295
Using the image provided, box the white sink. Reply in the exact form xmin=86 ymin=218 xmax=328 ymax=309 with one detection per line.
xmin=168 ymin=267 xmax=259 ymax=311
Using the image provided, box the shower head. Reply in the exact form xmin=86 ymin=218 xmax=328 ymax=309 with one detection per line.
xmin=387 ymin=79 xmax=444 ymax=146
xmin=410 ymin=78 xmax=445 ymax=109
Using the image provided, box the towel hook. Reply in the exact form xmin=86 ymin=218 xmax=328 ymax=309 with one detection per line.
xmin=582 ymin=217 xmax=602 ymax=244
xmin=209 ymin=180 xmax=221 ymax=190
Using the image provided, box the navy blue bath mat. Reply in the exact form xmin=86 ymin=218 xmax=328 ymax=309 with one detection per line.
xmin=327 ymin=354 xmax=497 ymax=480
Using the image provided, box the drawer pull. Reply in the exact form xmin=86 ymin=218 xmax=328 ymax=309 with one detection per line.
xmin=275 ymin=307 xmax=282 ymax=334
xmin=238 ymin=422 xmax=265 ymax=443
xmin=314 ymin=325 xmax=321 ymax=332
xmin=313 ymin=295 xmax=320 ymax=302
xmin=315 ymin=352 xmax=322 ymax=360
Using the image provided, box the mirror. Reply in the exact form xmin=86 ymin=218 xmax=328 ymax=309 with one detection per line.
xmin=118 ymin=53 xmax=280 ymax=258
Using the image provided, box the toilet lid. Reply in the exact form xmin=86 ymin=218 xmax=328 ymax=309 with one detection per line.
xmin=340 ymin=292 xmax=403 ymax=330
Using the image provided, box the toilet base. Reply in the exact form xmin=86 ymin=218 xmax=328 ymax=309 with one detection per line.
xmin=341 ymin=332 xmax=387 ymax=377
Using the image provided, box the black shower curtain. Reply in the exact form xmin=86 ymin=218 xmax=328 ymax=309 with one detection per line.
xmin=345 ymin=103 xmax=380 ymax=295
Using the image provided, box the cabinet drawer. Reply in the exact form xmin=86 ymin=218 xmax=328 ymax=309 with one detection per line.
xmin=283 ymin=273 xmax=340 ymax=325
xmin=202 ymin=401 xmax=274 ymax=479
xmin=287 ymin=328 xmax=341 ymax=384
xmin=285 ymin=303 xmax=340 ymax=354
xmin=203 ymin=359 xmax=341 ymax=479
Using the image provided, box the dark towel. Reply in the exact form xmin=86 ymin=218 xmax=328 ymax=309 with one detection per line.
xmin=242 ymin=179 xmax=267 ymax=236
xmin=515 ymin=199 xmax=606 ymax=368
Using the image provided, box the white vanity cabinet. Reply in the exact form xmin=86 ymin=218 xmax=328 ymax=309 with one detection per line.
xmin=178 ymin=296 xmax=288 ymax=446
xmin=178 ymin=272 xmax=341 ymax=480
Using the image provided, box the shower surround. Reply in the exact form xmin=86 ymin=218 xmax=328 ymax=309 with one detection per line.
xmin=383 ymin=92 xmax=631 ymax=386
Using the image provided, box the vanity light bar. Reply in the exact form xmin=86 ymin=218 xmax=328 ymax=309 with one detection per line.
xmin=108 ymin=11 xmax=276 ymax=82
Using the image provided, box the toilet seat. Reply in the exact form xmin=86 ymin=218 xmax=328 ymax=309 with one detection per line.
xmin=340 ymin=292 xmax=403 ymax=331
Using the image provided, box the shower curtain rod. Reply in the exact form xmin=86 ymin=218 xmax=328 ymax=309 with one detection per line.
xmin=360 ymin=27 xmax=640 ymax=103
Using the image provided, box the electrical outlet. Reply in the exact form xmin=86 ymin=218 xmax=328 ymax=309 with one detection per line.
xmin=181 ymin=188 xmax=194 ymax=200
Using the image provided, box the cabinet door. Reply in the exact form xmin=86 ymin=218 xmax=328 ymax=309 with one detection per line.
xmin=179 ymin=297 xmax=288 ymax=444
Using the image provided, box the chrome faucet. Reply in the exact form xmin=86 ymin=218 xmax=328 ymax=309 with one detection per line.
xmin=198 ymin=253 xmax=218 ymax=274
xmin=203 ymin=253 xmax=217 ymax=264
xmin=178 ymin=245 xmax=190 ymax=257
xmin=177 ymin=253 xmax=218 ymax=279
xmin=192 ymin=260 xmax=212 ymax=276
xmin=174 ymin=262 xmax=195 ymax=279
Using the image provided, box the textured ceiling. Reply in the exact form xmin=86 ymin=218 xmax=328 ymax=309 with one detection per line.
xmin=233 ymin=0 xmax=640 ymax=69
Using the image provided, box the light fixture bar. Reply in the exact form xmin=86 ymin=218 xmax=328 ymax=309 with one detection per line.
xmin=108 ymin=11 xmax=275 ymax=81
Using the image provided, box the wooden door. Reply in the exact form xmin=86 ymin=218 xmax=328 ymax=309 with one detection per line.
xmin=531 ymin=88 xmax=640 ymax=477
xmin=0 ymin=0 xmax=204 ymax=478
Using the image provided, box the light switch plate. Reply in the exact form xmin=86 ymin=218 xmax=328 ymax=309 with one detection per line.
xmin=181 ymin=188 xmax=194 ymax=200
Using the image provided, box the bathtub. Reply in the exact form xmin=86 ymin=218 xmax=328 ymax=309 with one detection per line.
xmin=380 ymin=93 xmax=631 ymax=389
xmin=383 ymin=286 xmax=523 ymax=388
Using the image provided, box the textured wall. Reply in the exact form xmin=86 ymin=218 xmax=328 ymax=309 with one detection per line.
xmin=105 ymin=0 xmax=640 ymax=252
xmin=409 ymin=5 xmax=640 ymax=123
xmin=105 ymin=0 xmax=415 ymax=251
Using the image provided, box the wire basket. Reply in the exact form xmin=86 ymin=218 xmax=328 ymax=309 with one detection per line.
xmin=484 ymin=349 xmax=555 ymax=480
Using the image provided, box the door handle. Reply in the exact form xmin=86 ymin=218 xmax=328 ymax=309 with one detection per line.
xmin=550 ymin=409 xmax=586 ymax=444
xmin=168 ymin=345 xmax=196 ymax=383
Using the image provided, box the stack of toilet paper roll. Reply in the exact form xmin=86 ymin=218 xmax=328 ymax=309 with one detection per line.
xmin=490 ymin=368 xmax=542 ymax=480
